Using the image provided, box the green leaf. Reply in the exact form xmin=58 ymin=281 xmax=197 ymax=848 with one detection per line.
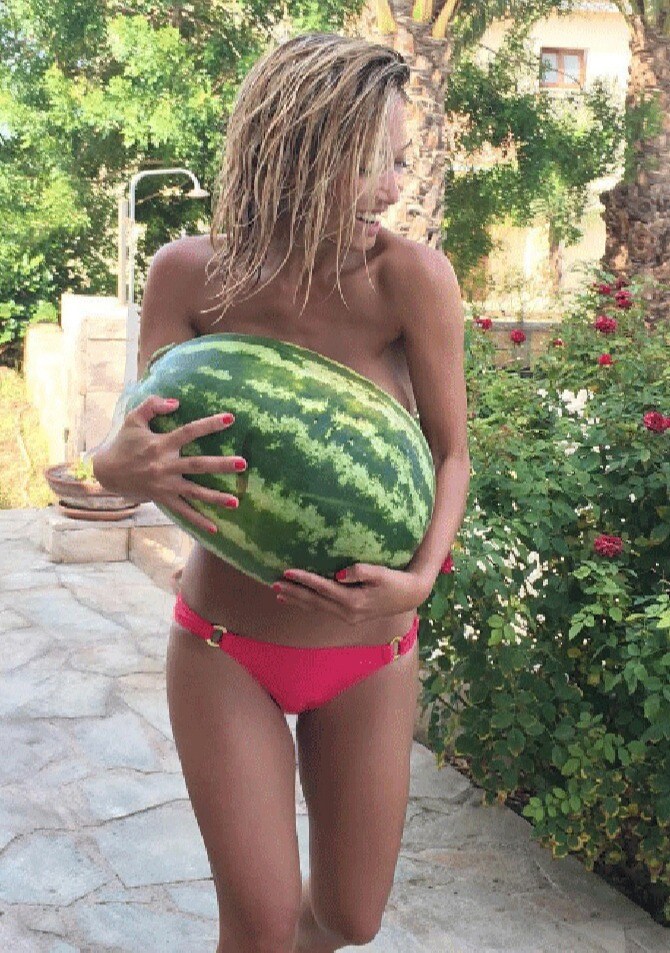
xmin=554 ymin=721 xmax=575 ymax=741
xmin=644 ymin=694 xmax=662 ymax=721
xmin=562 ymin=757 xmax=580 ymax=776
xmin=507 ymin=727 xmax=525 ymax=756
xmin=491 ymin=710 xmax=515 ymax=729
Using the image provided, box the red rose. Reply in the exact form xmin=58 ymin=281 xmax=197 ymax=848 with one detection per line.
xmin=594 ymin=315 xmax=618 ymax=333
xmin=552 ymin=338 xmax=564 ymax=347
xmin=440 ymin=552 xmax=455 ymax=574
xmin=598 ymin=354 xmax=613 ymax=365
xmin=479 ymin=317 xmax=492 ymax=330
xmin=594 ymin=534 xmax=623 ymax=557
xmin=597 ymin=283 xmax=612 ymax=295
xmin=614 ymin=290 xmax=633 ymax=309
xmin=644 ymin=411 xmax=668 ymax=433
xmin=510 ymin=329 xmax=526 ymax=344
xmin=615 ymin=277 xmax=629 ymax=290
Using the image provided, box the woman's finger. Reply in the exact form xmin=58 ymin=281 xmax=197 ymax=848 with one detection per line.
xmin=162 ymin=411 xmax=236 ymax=450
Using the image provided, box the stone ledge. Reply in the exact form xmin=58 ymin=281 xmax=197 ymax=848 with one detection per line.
xmin=40 ymin=503 xmax=193 ymax=573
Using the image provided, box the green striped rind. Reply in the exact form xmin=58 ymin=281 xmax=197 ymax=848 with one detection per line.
xmin=126 ymin=333 xmax=436 ymax=586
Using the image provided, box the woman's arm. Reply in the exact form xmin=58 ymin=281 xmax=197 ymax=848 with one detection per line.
xmin=397 ymin=245 xmax=471 ymax=597
xmin=91 ymin=239 xmax=199 ymax=495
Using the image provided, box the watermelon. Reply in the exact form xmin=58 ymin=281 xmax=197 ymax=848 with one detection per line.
xmin=125 ymin=333 xmax=435 ymax=586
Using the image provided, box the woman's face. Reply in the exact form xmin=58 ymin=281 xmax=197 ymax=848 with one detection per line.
xmin=328 ymin=96 xmax=410 ymax=247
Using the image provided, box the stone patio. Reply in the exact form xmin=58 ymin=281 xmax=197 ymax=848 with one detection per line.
xmin=0 ymin=507 xmax=668 ymax=952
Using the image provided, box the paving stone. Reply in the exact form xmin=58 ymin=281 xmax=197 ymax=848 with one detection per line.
xmin=77 ymin=768 xmax=187 ymax=822
xmin=113 ymin=672 xmax=173 ymax=739
xmin=560 ymin=920 xmax=629 ymax=953
xmin=73 ymin=900 xmax=216 ymax=952
xmin=526 ymin=839 xmax=653 ymax=926
xmin=66 ymin=710 xmax=165 ymax=773
xmin=0 ymin=567 xmax=60 ymax=591
xmin=0 ymin=658 xmax=111 ymax=719
xmin=0 ymin=508 xmax=40 ymax=538
xmin=0 ymin=541 xmax=62 ymax=573
xmin=164 ymin=881 xmax=218 ymax=920
xmin=67 ymin=636 xmax=163 ymax=677
xmin=387 ymin=883 xmax=613 ymax=953
xmin=409 ymin=748 xmax=477 ymax=803
xmin=0 ymin=912 xmax=49 ymax=953
xmin=0 ymin=831 xmax=109 ymax=905
xmin=89 ymin=800 xmax=212 ymax=886
xmin=624 ymin=927 xmax=670 ymax=952
xmin=56 ymin=564 xmax=172 ymax=620
xmin=404 ymin=845 xmax=548 ymax=892
xmin=13 ymin=586 xmax=127 ymax=639
xmin=0 ymin=719 xmax=72 ymax=785
xmin=360 ymin=917 xmax=435 ymax=951
xmin=0 ymin=605 xmax=34 ymax=632
xmin=403 ymin=797 xmax=538 ymax=849
xmin=0 ymin=778 xmax=75 ymax=841
xmin=0 ymin=624 xmax=55 ymax=671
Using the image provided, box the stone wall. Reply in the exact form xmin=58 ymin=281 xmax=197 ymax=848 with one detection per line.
xmin=23 ymin=324 xmax=67 ymax=464
xmin=23 ymin=295 xmax=138 ymax=465
xmin=483 ymin=318 xmax=562 ymax=367
xmin=61 ymin=294 xmax=138 ymax=461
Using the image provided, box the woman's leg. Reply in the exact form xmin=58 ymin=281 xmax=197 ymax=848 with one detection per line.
xmin=166 ymin=621 xmax=302 ymax=953
xmin=294 ymin=635 xmax=420 ymax=951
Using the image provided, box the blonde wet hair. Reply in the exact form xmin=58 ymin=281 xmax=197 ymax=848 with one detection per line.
xmin=203 ymin=31 xmax=410 ymax=322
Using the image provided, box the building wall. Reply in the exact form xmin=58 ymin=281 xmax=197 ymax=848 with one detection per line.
xmin=479 ymin=10 xmax=630 ymax=98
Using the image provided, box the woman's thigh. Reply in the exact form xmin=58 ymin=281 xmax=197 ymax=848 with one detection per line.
xmin=295 ymin=636 xmax=420 ymax=946
xmin=165 ymin=621 xmax=302 ymax=948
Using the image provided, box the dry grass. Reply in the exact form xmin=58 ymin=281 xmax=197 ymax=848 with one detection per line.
xmin=0 ymin=366 xmax=54 ymax=509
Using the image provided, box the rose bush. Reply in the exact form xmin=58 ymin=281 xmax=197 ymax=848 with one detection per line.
xmin=418 ymin=270 xmax=670 ymax=923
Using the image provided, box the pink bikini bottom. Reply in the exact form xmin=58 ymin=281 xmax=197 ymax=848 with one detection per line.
xmin=173 ymin=591 xmax=419 ymax=715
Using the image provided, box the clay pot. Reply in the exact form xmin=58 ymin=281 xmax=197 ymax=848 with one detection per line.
xmin=44 ymin=464 xmax=140 ymax=521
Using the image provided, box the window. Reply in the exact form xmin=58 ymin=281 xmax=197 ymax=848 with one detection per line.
xmin=540 ymin=48 xmax=586 ymax=88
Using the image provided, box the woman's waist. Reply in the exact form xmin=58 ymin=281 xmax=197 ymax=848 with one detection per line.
xmin=177 ymin=544 xmax=418 ymax=648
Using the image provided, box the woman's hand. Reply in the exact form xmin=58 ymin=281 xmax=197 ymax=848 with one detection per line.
xmin=91 ymin=395 xmax=246 ymax=536
xmin=271 ymin=563 xmax=431 ymax=624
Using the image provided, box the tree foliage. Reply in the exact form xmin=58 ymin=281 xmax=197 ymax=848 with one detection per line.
xmin=0 ymin=0 xmax=365 ymax=356
xmin=442 ymin=28 xmax=624 ymax=284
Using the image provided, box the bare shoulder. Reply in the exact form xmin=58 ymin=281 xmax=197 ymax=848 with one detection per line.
xmin=136 ymin=236 xmax=209 ymax=377
xmin=390 ymin=232 xmax=458 ymax=286
xmin=384 ymin=234 xmax=461 ymax=334
xmin=159 ymin=234 xmax=213 ymax=272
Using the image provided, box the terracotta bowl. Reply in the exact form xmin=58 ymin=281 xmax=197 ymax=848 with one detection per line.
xmin=44 ymin=463 xmax=140 ymax=513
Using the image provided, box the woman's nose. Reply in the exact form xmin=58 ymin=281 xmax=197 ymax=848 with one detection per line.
xmin=377 ymin=169 xmax=401 ymax=205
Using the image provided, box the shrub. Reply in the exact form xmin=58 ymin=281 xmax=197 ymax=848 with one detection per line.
xmin=418 ymin=270 xmax=670 ymax=922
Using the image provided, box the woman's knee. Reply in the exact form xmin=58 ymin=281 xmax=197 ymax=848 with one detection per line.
xmin=311 ymin=898 xmax=382 ymax=949
xmin=219 ymin=898 xmax=302 ymax=953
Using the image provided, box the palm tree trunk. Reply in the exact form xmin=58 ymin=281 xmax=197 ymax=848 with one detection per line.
xmin=600 ymin=17 xmax=670 ymax=327
xmin=344 ymin=1 xmax=453 ymax=251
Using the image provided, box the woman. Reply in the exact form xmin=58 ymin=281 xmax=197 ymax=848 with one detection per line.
xmin=93 ymin=31 xmax=470 ymax=953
